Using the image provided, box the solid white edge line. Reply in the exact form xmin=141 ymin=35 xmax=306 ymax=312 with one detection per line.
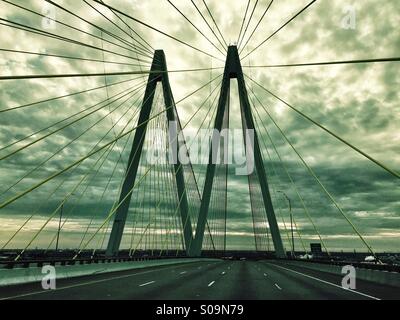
xmin=266 ymin=262 xmax=381 ymax=300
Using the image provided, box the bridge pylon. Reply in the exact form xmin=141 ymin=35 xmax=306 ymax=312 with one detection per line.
xmin=190 ymin=46 xmax=286 ymax=258
xmin=106 ymin=50 xmax=193 ymax=257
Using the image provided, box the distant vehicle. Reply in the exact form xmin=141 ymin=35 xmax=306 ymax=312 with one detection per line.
xmin=240 ymin=257 xmax=246 ymax=261
xmin=223 ymin=256 xmax=234 ymax=260
xmin=364 ymin=256 xmax=376 ymax=262
xmin=299 ymin=254 xmax=313 ymax=260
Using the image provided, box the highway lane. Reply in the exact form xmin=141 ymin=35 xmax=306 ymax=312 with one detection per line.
xmin=0 ymin=260 xmax=398 ymax=300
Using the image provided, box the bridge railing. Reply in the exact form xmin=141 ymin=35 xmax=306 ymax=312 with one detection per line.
xmin=288 ymin=258 xmax=400 ymax=273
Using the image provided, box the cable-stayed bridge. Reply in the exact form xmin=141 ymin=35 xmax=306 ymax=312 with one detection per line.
xmin=0 ymin=0 xmax=399 ymax=300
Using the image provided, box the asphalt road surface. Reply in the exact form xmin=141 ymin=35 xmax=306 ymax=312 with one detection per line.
xmin=0 ymin=260 xmax=398 ymax=300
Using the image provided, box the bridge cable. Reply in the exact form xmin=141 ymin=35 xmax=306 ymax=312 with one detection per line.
xmin=153 ymin=107 xmax=164 ymax=253
xmin=183 ymin=83 xmax=221 ymax=252
xmin=157 ymin=107 xmax=177 ymax=255
xmin=242 ymin=0 xmax=318 ymax=60
xmin=76 ymin=87 xmax=160 ymax=254
xmin=4 ymin=75 xmax=222 ymax=255
xmin=246 ymin=75 xmax=400 ymax=180
xmin=0 ymin=80 xmax=147 ymax=197
xmin=74 ymin=107 xmax=145 ymax=253
xmin=166 ymin=0 xmax=226 ymax=57
xmin=201 ymin=0 xmax=228 ymax=48
xmin=1 ymin=84 xmax=148 ymax=250
xmin=0 ymin=67 xmax=223 ymax=81
xmin=243 ymin=57 xmax=400 ymax=68
xmin=81 ymin=78 xmax=223 ymax=257
xmin=239 ymin=0 xmax=274 ymax=55
xmin=82 ymin=0 xmax=155 ymax=57
xmin=169 ymin=83 xmax=223 ymax=255
xmin=0 ymin=19 xmax=154 ymax=65
xmin=189 ymin=0 xmax=226 ymax=56
xmin=0 ymin=48 xmax=150 ymax=69
xmin=157 ymin=109 xmax=175 ymax=255
xmin=101 ymin=31 xmax=121 ymax=160
xmin=0 ymin=81 xmax=147 ymax=161
xmin=44 ymin=88 xmax=149 ymax=251
xmin=0 ymin=101 xmax=170 ymax=210
xmin=87 ymin=84 xmax=216 ymax=259
xmin=252 ymin=102 xmax=330 ymax=255
xmin=244 ymin=62 xmax=286 ymax=251
xmin=162 ymin=161 xmax=183 ymax=255
xmin=0 ymin=77 xmax=145 ymax=153
xmin=15 ymin=112 xmax=137 ymax=260
xmin=92 ymin=0 xmax=224 ymax=62
xmin=102 ymin=2 xmax=155 ymax=54
xmin=45 ymin=101 xmax=141 ymax=252
xmin=0 ymin=77 xmax=141 ymax=115
xmin=237 ymin=0 xmax=259 ymax=50
xmin=243 ymin=52 xmax=327 ymax=253
xmin=48 ymin=75 xmax=222 ymax=256
xmin=236 ymin=0 xmax=251 ymax=46
xmin=16 ymin=143 xmax=116 ymax=260
xmin=249 ymin=88 xmax=379 ymax=260
xmin=131 ymin=80 xmax=222 ymax=256
xmin=250 ymin=109 xmax=293 ymax=251
xmin=1 ymin=0 xmax=154 ymax=60
xmin=249 ymin=89 xmax=328 ymax=255
xmin=244 ymin=54 xmax=285 ymax=252
xmin=165 ymin=145 xmax=179 ymax=254
xmin=44 ymin=0 xmax=154 ymax=57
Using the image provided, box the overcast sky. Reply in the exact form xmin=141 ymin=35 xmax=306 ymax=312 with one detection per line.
xmin=0 ymin=0 xmax=398 ymax=254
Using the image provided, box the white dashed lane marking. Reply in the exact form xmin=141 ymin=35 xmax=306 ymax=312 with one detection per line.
xmin=139 ymin=281 xmax=155 ymax=287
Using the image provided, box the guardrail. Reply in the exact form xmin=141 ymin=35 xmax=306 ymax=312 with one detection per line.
xmin=0 ymin=255 xmax=189 ymax=270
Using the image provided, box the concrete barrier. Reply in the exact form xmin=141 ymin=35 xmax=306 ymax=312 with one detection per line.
xmin=0 ymin=258 xmax=220 ymax=287
xmin=280 ymin=260 xmax=400 ymax=288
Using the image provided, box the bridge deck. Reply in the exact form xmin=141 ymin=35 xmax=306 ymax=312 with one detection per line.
xmin=0 ymin=260 xmax=398 ymax=300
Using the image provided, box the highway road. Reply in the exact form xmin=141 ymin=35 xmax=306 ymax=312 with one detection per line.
xmin=0 ymin=260 xmax=398 ymax=300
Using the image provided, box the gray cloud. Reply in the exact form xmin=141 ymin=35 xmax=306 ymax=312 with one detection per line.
xmin=0 ymin=0 xmax=398 ymax=253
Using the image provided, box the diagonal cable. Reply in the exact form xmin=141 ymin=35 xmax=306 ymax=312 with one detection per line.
xmin=246 ymin=74 xmax=400 ymax=180
xmin=167 ymin=0 xmax=226 ymax=57
xmin=239 ymin=0 xmax=274 ymax=55
xmin=242 ymin=0 xmax=318 ymax=60
xmin=93 ymin=0 xmax=223 ymax=61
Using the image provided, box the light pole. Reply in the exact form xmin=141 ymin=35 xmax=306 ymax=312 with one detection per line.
xmin=55 ymin=204 xmax=63 ymax=252
xmin=278 ymin=191 xmax=294 ymax=259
